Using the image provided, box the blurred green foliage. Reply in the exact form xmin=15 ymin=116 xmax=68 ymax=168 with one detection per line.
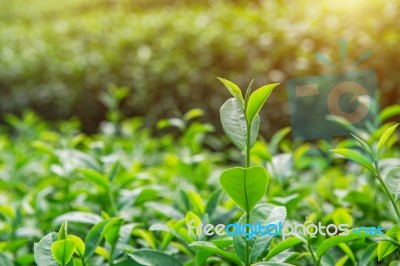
xmin=0 ymin=0 xmax=399 ymax=134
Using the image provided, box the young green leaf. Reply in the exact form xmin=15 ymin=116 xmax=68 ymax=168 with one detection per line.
xmin=233 ymin=204 xmax=286 ymax=264
xmin=245 ymin=79 xmax=254 ymax=105
xmin=350 ymin=133 xmax=372 ymax=156
xmin=385 ymin=168 xmax=400 ymax=202
xmin=217 ymin=77 xmax=244 ymax=107
xmin=220 ymin=166 xmax=269 ymax=211
xmin=378 ymin=224 xmax=400 ymax=261
xmin=57 ymin=221 xmax=68 ymax=240
xmin=264 ymin=237 xmax=302 ymax=261
xmin=67 ymin=235 xmax=85 ymax=257
xmin=51 ymin=240 xmax=76 ymax=266
xmin=330 ymin=148 xmax=375 ymax=173
xmin=379 ymin=105 xmax=400 ymax=123
xmin=103 ymin=217 xmax=124 ymax=246
xmin=220 ymin=98 xmax=259 ymax=150
xmin=34 ymin=232 xmax=58 ymax=266
xmin=245 ymin=83 xmax=279 ymax=123
xmin=189 ymin=241 xmax=242 ymax=265
xmin=377 ymin=123 xmax=399 ymax=155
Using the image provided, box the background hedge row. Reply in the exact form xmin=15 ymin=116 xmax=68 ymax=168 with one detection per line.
xmin=1 ymin=0 xmax=399 ymax=134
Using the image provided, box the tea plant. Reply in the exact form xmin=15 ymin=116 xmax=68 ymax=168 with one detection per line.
xmin=189 ymin=78 xmax=287 ymax=266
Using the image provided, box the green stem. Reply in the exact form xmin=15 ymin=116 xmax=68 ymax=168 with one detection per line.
xmin=307 ymin=236 xmax=318 ymax=266
xmin=374 ymin=161 xmax=400 ymax=222
xmin=244 ymin=123 xmax=251 ymax=266
xmin=108 ymin=185 xmax=118 ymax=216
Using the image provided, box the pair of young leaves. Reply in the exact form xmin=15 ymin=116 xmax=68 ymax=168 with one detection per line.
xmin=218 ymin=77 xmax=279 ymax=212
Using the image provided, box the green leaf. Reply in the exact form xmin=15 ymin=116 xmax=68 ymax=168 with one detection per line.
xmin=265 ymin=237 xmax=302 ymax=261
xmin=385 ymin=168 xmax=400 ymax=202
xmin=379 ymin=105 xmax=400 ymax=122
xmin=0 ymin=252 xmax=14 ymax=266
xmin=67 ymin=235 xmax=85 ymax=257
xmin=103 ymin=217 xmax=124 ymax=246
xmin=128 ymin=249 xmax=183 ymax=266
xmin=84 ymin=220 xmax=108 ymax=259
xmin=378 ymin=224 xmax=400 ymax=261
xmin=316 ymin=229 xmax=370 ymax=260
xmin=34 ymin=232 xmax=58 ymax=266
xmin=187 ymin=191 xmax=205 ymax=214
xmin=220 ymin=166 xmax=269 ymax=211
xmin=359 ymin=243 xmax=378 ymax=266
xmin=205 ymin=189 xmax=222 ymax=217
xmin=330 ymin=148 xmax=375 ymax=173
xmin=350 ymin=133 xmax=372 ymax=156
xmin=220 ymin=98 xmax=259 ymax=151
xmin=57 ymin=221 xmax=68 ymax=240
xmin=378 ymin=241 xmax=397 ymax=262
xmin=51 ymin=240 xmax=76 ymax=266
xmin=233 ymin=203 xmax=286 ymax=263
xmin=217 ymin=77 xmax=244 ymax=107
xmin=77 ymin=168 xmax=110 ymax=191
xmin=246 ymin=83 xmax=279 ymax=123
xmin=54 ymin=212 xmax=102 ymax=225
xmin=245 ymin=79 xmax=254 ymax=104
xmin=377 ymin=124 xmax=399 ymax=155
xmin=189 ymin=241 xmax=242 ymax=265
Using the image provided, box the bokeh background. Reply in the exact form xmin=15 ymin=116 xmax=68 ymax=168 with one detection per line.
xmin=1 ymin=0 xmax=399 ymax=135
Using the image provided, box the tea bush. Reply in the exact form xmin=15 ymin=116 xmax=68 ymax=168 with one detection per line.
xmin=0 ymin=84 xmax=400 ymax=265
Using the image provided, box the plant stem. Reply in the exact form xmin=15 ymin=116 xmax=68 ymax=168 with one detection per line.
xmin=374 ymin=161 xmax=400 ymax=222
xmin=307 ymin=236 xmax=318 ymax=266
xmin=244 ymin=123 xmax=251 ymax=266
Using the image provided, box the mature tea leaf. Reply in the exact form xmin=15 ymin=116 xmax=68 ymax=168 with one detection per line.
xmin=220 ymin=166 xmax=269 ymax=211
xmin=220 ymin=98 xmax=259 ymax=150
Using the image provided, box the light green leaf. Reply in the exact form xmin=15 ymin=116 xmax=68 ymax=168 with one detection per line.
xmin=34 ymin=232 xmax=58 ymax=266
xmin=350 ymin=133 xmax=372 ymax=156
xmin=103 ymin=217 xmax=124 ymax=246
xmin=330 ymin=148 xmax=375 ymax=173
xmin=220 ymin=166 xmax=269 ymax=211
xmin=128 ymin=249 xmax=183 ymax=266
xmin=265 ymin=237 xmax=302 ymax=261
xmin=316 ymin=229 xmax=370 ymax=260
xmin=378 ymin=224 xmax=400 ymax=261
xmin=220 ymin=98 xmax=259 ymax=151
xmin=217 ymin=77 xmax=244 ymax=106
xmin=233 ymin=203 xmax=286 ymax=263
xmin=67 ymin=235 xmax=85 ymax=257
xmin=377 ymin=124 xmax=399 ymax=155
xmin=57 ymin=221 xmax=68 ymax=240
xmin=385 ymin=168 xmax=400 ymax=202
xmin=189 ymin=241 xmax=242 ymax=265
xmin=246 ymin=83 xmax=279 ymax=123
xmin=379 ymin=105 xmax=400 ymax=122
xmin=51 ymin=240 xmax=76 ymax=266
